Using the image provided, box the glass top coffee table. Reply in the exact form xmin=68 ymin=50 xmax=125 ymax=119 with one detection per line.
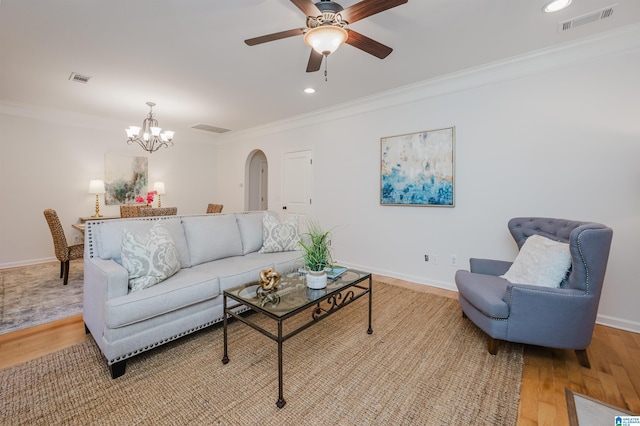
xmin=222 ymin=268 xmax=373 ymax=408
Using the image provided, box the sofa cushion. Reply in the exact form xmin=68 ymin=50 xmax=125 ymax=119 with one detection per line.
xmin=121 ymin=223 xmax=181 ymax=292
xmin=191 ymin=250 xmax=303 ymax=292
xmin=455 ymin=270 xmax=510 ymax=319
xmin=500 ymin=234 xmax=571 ymax=288
xmin=235 ymin=212 xmax=264 ymax=255
xmin=182 ymin=214 xmax=244 ymax=266
xmin=105 ymin=268 xmax=220 ymax=328
xmin=259 ymin=213 xmax=301 ymax=253
xmin=98 ymin=217 xmax=191 ymax=268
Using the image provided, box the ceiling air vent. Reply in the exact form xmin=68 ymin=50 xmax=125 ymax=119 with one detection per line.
xmin=559 ymin=4 xmax=617 ymax=32
xmin=191 ymin=124 xmax=231 ymax=134
xmin=68 ymin=72 xmax=92 ymax=83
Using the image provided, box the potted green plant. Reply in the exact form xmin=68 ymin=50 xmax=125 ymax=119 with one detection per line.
xmin=299 ymin=220 xmax=334 ymax=289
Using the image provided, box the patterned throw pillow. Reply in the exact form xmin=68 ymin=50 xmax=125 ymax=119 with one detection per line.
xmin=259 ymin=213 xmax=301 ymax=253
xmin=121 ymin=222 xmax=181 ymax=292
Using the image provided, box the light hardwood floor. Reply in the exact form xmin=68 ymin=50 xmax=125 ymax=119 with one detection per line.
xmin=1 ymin=275 xmax=638 ymax=425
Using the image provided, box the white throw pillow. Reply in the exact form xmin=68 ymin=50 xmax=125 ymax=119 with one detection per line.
xmin=121 ymin=222 xmax=181 ymax=292
xmin=259 ymin=213 xmax=301 ymax=253
xmin=500 ymin=234 xmax=571 ymax=288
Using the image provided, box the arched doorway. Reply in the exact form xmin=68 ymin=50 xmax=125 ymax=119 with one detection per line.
xmin=245 ymin=150 xmax=268 ymax=211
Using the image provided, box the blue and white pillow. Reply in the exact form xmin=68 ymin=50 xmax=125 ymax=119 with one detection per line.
xmin=259 ymin=213 xmax=301 ymax=253
xmin=121 ymin=222 xmax=181 ymax=292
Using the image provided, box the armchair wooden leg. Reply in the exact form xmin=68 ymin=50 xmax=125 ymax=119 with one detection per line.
xmin=487 ymin=337 xmax=499 ymax=355
xmin=60 ymin=261 xmax=64 ymax=278
xmin=575 ymin=349 xmax=591 ymax=368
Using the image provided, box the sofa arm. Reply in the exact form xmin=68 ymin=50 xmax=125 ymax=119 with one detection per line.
xmin=469 ymin=258 xmax=512 ymax=276
xmin=85 ymin=258 xmax=129 ymax=301
xmin=83 ymin=258 xmax=129 ymax=339
xmin=503 ymin=284 xmax=595 ymax=349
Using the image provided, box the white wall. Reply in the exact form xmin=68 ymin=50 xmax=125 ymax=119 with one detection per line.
xmin=0 ymin=103 xmax=219 ymax=267
xmin=213 ymin=26 xmax=640 ymax=333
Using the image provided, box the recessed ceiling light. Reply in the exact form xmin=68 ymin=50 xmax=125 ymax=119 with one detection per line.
xmin=304 ymin=88 xmax=316 ymax=94
xmin=543 ymin=0 xmax=572 ymax=13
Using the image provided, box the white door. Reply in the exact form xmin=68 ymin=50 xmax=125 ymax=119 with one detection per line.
xmin=282 ymin=150 xmax=313 ymax=224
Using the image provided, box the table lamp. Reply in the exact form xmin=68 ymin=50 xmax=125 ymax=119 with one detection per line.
xmin=89 ymin=179 xmax=106 ymax=218
xmin=153 ymin=181 xmax=166 ymax=208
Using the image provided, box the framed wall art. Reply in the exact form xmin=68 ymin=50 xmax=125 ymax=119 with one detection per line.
xmin=104 ymin=154 xmax=148 ymax=205
xmin=380 ymin=127 xmax=455 ymax=207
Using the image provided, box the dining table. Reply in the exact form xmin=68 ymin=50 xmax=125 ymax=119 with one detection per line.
xmin=73 ymin=215 xmax=120 ymax=233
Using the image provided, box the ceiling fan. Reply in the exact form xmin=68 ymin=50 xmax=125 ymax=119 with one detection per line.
xmin=244 ymin=0 xmax=408 ymax=73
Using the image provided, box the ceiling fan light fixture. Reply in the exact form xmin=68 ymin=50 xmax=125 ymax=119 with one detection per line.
xmin=304 ymin=26 xmax=348 ymax=55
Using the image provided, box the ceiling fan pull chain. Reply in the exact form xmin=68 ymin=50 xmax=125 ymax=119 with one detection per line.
xmin=324 ymin=54 xmax=328 ymax=82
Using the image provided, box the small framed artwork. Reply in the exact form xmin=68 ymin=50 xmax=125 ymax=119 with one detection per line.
xmin=380 ymin=127 xmax=455 ymax=207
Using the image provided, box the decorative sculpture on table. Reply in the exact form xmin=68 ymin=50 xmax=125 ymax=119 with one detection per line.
xmin=257 ymin=268 xmax=281 ymax=307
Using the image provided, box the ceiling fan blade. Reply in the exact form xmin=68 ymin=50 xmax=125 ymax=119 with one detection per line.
xmin=306 ymin=49 xmax=323 ymax=72
xmin=290 ymin=0 xmax=321 ymax=16
xmin=341 ymin=0 xmax=408 ymax=24
xmin=244 ymin=28 xmax=305 ymax=46
xmin=345 ymin=30 xmax=393 ymax=59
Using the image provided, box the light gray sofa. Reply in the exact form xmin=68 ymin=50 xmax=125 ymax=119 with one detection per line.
xmin=83 ymin=211 xmax=303 ymax=378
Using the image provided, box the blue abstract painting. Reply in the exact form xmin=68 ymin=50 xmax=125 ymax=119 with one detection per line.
xmin=380 ymin=127 xmax=454 ymax=206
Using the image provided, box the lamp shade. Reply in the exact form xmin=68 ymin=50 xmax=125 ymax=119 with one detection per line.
xmin=303 ymin=26 xmax=348 ymax=55
xmin=88 ymin=179 xmax=105 ymax=194
xmin=153 ymin=181 xmax=166 ymax=194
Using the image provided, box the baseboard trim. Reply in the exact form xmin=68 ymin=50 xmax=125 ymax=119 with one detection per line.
xmin=0 ymin=257 xmax=57 ymax=270
xmin=596 ymin=314 xmax=640 ymax=334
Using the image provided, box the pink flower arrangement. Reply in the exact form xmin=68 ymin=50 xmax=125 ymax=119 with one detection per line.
xmin=136 ymin=191 xmax=157 ymax=206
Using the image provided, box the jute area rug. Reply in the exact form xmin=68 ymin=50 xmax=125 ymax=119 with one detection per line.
xmin=1 ymin=282 xmax=523 ymax=425
xmin=0 ymin=261 xmax=83 ymax=334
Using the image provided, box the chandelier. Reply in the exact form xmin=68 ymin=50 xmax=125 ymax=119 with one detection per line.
xmin=125 ymin=102 xmax=175 ymax=153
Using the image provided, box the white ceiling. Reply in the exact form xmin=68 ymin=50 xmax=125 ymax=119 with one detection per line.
xmin=1 ymin=0 xmax=639 ymax=136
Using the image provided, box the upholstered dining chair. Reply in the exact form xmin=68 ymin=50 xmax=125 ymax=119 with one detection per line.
xmin=43 ymin=209 xmax=84 ymax=285
xmin=206 ymin=203 xmax=223 ymax=214
xmin=120 ymin=205 xmax=150 ymax=218
xmin=455 ymin=217 xmax=613 ymax=368
xmin=139 ymin=207 xmax=178 ymax=217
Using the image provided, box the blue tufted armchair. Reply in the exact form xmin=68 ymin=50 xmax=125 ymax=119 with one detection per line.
xmin=455 ymin=217 xmax=613 ymax=368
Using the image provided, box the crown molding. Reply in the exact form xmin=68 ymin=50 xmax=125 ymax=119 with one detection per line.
xmin=0 ymin=100 xmax=123 ymax=131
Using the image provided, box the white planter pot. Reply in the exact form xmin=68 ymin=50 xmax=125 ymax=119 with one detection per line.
xmin=306 ymin=270 xmax=327 ymax=289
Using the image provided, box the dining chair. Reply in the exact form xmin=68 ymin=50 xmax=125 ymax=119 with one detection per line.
xmin=43 ymin=209 xmax=84 ymax=285
xmin=120 ymin=205 xmax=150 ymax=218
xmin=206 ymin=203 xmax=223 ymax=214
xmin=139 ymin=207 xmax=178 ymax=217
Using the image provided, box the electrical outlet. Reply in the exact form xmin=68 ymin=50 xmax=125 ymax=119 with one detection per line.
xmin=450 ymin=255 xmax=458 ymax=267
xmin=432 ymin=255 xmax=440 ymax=265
